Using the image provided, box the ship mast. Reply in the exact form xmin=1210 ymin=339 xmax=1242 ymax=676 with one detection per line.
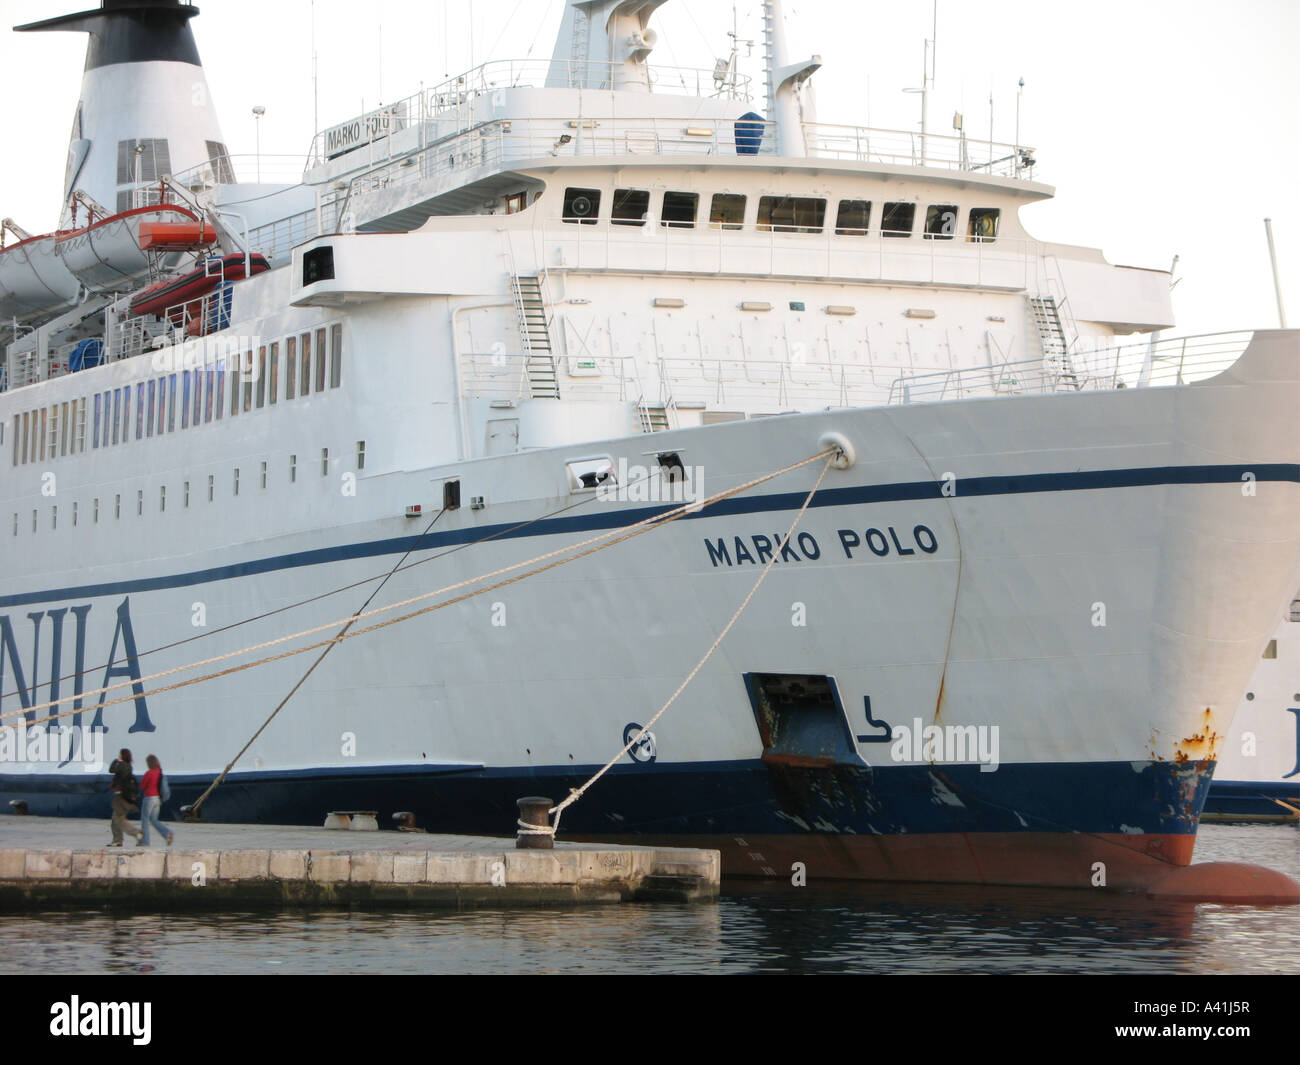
xmin=761 ymin=0 xmax=820 ymax=158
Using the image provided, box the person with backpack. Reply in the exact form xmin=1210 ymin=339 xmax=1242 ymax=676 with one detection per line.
xmin=107 ymin=749 xmax=142 ymax=847
xmin=139 ymin=754 xmax=175 ymax=847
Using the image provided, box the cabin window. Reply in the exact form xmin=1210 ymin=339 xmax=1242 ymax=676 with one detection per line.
xmin=968 ymin=207 xmax=1000 ymax=242
xmin=289 ymin=454 xmax=297 ymax=482
xmin=114 ymin=495 xmax=121 ymax=519
xmin=136 ymin=490 xmax=143 ymax=516
xmin=562 ymin=187 xmax=600 ymax=224
xmin=167 ymin=376 xmax=176 ymax=432
xmin=835 ymin=200 xmax=871 ymax=235
xmin=300 ymin=332 xmax=313 ymax=396
xmin=329 ymin=325 xmax=342 ymax=388
xmin=924 ymin=204 xmax=958 ymax=240
xmin=661 ymin=191 xmax=699 ymax=229
xmin=94 ymin=498 xmax=99 ymax=523
xmin=1263 ymin=639 xmax=1278 ymax=659
xmin=215 ymin=367 xmax=225 ymax=419
xmin=181 ymin=372 xmax=191 ymax=428
xmin=315 ymin=329 xmax=328 ymax=392
xmin=193 ymin=367 xmax=203 ymax=424
xmin=51 ymin=506 xmax=57 ymax=531
xmin=233 ymin=468 xmax=240 ymax=496
xmin=72 ymin=501 xmax=78 ymax=526
xmin=230 ymin=360 xmax=241 ymax=416
xmin=611 ymin=188 xmax=650 ymax=226
xmin=321 ymin=448 xmax=329 ymax=476
xmin=242 ymin=349 xmax=254 ymax=412
xmin=146 ymin=381 xmax=156 ymax=437
xmin=268 ymin=342 xmax=280 ymax=403
xmin=111 ymin=390 xmax=121 ymax=444
xmin=286 ymin=337 xmax=298 ymax=400
xmin=203 ymin=371 xmax=214 ymax=423
xmin=260 ymin=461 xmax=268 ymax=489
xmin=506 ymin=192 xmax=527 ymax=214
xmin=184 ymin=481 xmax=190 ymax=507
xmin=709 ymin=193 xmax=746 ymax=230
xmin=356 ymin=441 xmax=366 ymax=470
xmin=757 ymin=196 xmax=826 ymax=233
xmin=881 ymin=202 xmax=915 ymax=237
xmin=134 ymin=384 xmax=144 ymax=439
xmin=207 ymin=474 xmax=214 ymax=502
xmin=159 ymin=485 xmax=166 ymax=513
xmin=256 ymin=347 xmax=267 ymax=408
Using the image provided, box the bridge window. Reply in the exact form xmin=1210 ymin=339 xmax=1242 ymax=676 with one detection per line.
xmin=968 ymin=207 xmax=1000 ymax=242
xmin=661 ymin=191 xmax=699 ymax=228
xmin=758 ymin=196 xmax=826 ymax=233
xmin=562 ymin=187 xmax=600 ymax=224
xmin=924 ymin=204 xmax=958 ymax=240
xmin=611 ymin=188 xmax=649 ymax=226
xmin=881 ymin=202 xmax=915 ymax=237
xmin=709 ymin=193 xmax=746 ymax=230
xmin=835 ymin=199 xmax=871 ymax=235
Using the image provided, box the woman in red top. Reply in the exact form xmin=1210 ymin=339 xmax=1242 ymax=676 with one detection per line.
xmin=139 ymin=754 xmax=175 ymax=847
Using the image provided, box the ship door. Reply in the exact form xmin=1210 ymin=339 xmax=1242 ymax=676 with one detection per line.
xmin=743 ymin=673 xmax=861 ymax=767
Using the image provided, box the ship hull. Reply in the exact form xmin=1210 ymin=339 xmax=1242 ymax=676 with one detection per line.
xmin=3 ymin=331 xmax=1299 ymax=888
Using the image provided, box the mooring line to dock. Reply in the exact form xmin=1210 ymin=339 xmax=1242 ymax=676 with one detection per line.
xmin=186 ymin=505 xmax=450 ymax=819
xmin=542 ymin=450 xmax=838 ymax=841
xmin=0 ymin=464 xmax=681 ymax=706
xmin=6 ymin=448 xmax=837 ymax=727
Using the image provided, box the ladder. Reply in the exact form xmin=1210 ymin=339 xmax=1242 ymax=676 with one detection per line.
xmin=511 ymin=274 xmax=560 ymax=399
xmin=638 ymin=404 xmax=670 ymax=433
xmin=1027 ymin=295 xmax=1078 ymax=389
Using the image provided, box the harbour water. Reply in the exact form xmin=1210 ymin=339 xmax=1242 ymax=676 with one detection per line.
xmin=2 ymin=824 xmax=1295 ymax=975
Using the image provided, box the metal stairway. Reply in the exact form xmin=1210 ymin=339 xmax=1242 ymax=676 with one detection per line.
xmin=638 ymin=405 xmax=670 ymax=433
xmin=511 ymin=275 xmax=560 ymax=399
xmin=1027 ymin=295 xmax=1078 ymax=389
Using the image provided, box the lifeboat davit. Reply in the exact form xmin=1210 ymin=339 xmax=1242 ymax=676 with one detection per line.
xmin=129 ymin=252 xmax=270 ymax=320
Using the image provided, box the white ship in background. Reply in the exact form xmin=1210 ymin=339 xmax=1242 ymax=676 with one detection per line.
xmin=1 ymin=0 xmax=1298 ymax=895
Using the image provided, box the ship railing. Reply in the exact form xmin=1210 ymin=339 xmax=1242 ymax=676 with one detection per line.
xmin=533 ymin=211 xmax=1041 ymax=291
xmin=461 ymin=352 xmax=902 ymax=411
xmin=305 ymin=59 xmax=754 ymax=166
xmin=165 ymin=154 xmax=311 ymax=193
xmin=106 ymin=287 xmax=238 ymax=365
xmin=886 ymin=331 xmax=1255 ymax=404
xmin=802 ymin=122 xmax=1036 ymax=179
xmin=247 ymin=209 xmax=321 ymax=265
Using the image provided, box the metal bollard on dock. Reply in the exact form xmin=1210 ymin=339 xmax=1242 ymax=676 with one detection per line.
xmin=516 ymin=796 xmax=554 ymax=850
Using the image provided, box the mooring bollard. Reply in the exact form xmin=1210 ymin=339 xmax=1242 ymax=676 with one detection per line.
xmin=9 ymin=800 xmax=29 ymax=815
xmin=516 ymin=796 xmax=554 ymax=850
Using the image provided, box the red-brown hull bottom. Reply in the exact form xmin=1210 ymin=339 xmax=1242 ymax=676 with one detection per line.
xmin=578 ymin=831 xmax=1300 ymax=903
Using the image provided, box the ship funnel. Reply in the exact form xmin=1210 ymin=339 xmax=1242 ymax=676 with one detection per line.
xmin=15 ymin=0 xmax=231 ymax=226
xmin=547 ymin=0 xmax=668 ymax=92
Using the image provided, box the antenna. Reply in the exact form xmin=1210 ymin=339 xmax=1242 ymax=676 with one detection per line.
xmin=311 ymin=0 xmax=319 ymax=138
xmin=1265 ymin=219 xmax=1288 ymax=328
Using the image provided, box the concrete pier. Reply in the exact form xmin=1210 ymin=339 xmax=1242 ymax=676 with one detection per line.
xmin=0 ymin=817 xmax=719 ymax=909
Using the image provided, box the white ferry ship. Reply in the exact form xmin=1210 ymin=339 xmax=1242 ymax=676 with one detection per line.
xmin=2 ymin=0 xmax=1298 ymax=893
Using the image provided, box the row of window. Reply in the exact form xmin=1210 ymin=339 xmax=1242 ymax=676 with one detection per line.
xmin=561 ymin=186 xmax=1002 ymax=241
xmin=10 ymin=443 xmax=366 ymax=536
xmin=10 ymin=324 xmax=343 ymax=467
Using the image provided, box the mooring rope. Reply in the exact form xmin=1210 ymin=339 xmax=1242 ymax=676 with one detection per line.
xmin=186 ymin=505 xmax=449 ymax=819
xmin=539 ymin=450 xmax=838 ymax=840
xmin=5 ymin=448 xmax=836 ymax=728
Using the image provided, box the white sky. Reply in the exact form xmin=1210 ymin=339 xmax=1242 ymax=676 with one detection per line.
xmin=1 ymin=0 xmax=1296 ymax=336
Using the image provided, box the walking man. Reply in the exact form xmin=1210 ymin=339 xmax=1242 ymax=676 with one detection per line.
xmin=108 ymin=748 xmax=142 ymax=847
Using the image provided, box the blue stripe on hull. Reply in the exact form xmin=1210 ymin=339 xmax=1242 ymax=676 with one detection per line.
xmin=0 ymin=757 xmax=1213 ymax=838
xmin=2 ymin=462 xmax=1296 ymax=608
xmin=1204 ymin=779 xmax=1300 ymax=816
